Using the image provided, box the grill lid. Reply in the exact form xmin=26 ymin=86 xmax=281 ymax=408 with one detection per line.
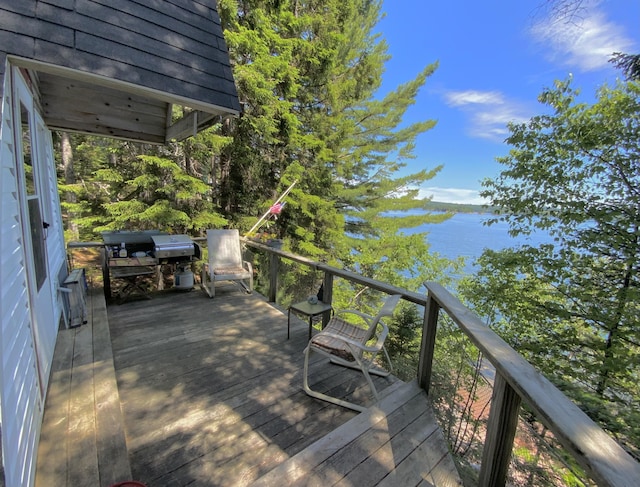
xmin=152 ymin=234 xmax=195 ymax=259
xmin=102 ymin=230 xmax=167 ymax=246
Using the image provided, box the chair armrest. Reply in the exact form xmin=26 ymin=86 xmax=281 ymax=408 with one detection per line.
xmin=313 ymin=331 xmax=382 ymax=354
xmin=242 ymin=260 xmax=253 ymax=273
xmin=333 ymin=309 xmax=374 ymax=326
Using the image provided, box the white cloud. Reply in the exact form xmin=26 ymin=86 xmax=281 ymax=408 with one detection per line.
xmin=531 ymin=10 xmax=635 ymax=71
xmin=444 ymin=90 xmax=505 ymax=106
xmin=444 ymin=90 xmax=529 ymax=141
xmin=420 ymin=187 xmax=490 ymax=205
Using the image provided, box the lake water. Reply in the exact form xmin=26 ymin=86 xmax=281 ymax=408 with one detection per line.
xmin=406 ymin=212 xmax=553 ymax=275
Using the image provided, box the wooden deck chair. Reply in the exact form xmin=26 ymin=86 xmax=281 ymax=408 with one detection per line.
xmin=303 ymin=294 xmax=402 ymax=412
xmin=201 ymin=229 xmax=253 ymax=298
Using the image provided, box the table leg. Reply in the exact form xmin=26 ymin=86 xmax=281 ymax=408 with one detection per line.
xmin=308 ymin=316 xmax=313 ymax=341
xmin=287 ymin=308 xmax=291 ymax=339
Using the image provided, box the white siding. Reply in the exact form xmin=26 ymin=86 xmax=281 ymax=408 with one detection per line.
xmin=40 ymin=122 xmax=65 ymax=283
xmin=0 ymin=69 xmax=43 ymax=487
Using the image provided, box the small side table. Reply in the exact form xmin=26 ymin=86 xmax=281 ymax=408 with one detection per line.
xmin=288 ymin=300 xmax=333 ymax=340
xmin=110 ymin=266 xmax=156 ymax=302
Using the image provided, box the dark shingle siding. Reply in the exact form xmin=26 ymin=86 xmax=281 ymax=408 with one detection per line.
xmin=39 ymin=0 xmax=75 ymax=10
xmin=0 ymin=0 xmax=239 ymax=111
xmin=34 ymin=38 xmax=239 ymax=108
xmin=38 ymin=2 xmax=232 ymax=74
xmin=0 ymin=2 xmax=36 ymax=16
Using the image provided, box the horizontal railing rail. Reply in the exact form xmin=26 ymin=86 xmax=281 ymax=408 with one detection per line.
xmin=420 ymin=281 xmax=640 ymax=487
xmin=67 ymin=237 xmax=639 ymax=486
xmin=241 ymin=239 xmax=640 ymax=487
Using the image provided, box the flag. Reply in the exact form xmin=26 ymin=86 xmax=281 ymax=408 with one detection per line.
xmin=269 ymin=202 xmax=285 ymax=215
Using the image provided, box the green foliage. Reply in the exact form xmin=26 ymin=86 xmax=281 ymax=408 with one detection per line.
xmin=385 ymin=301 xmax=422 ymax=381
xmin=467 ymin=77 xmax=640 ymax=459
xmin=93 ymin=154 xmax=227 ymax=234
xmin=56 ymin=134 xmax=230 ymax=239
xmin=423 ymin=201 xmax=496 ymax=214
xmin=217 ymin=0 xmax=457 ymax=303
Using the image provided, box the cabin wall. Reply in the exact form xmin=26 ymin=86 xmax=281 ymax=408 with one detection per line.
xmin=0 ymin=0 xmax=240 ymax=112
xmin=0 ymin=65 xmax=44 ymax=487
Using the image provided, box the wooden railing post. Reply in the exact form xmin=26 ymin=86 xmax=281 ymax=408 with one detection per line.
xmin=268 ymin=252 xmax=279 ymax=302
xmin=100 ymin=246 xmax=111 ymax=300
xmin=417 ymin=291 xmax=440 ymax=394
xmin=478 ymin=373 xmax=521 ymax=487
xmin=321 ymin=271 xmax=333 ymax=328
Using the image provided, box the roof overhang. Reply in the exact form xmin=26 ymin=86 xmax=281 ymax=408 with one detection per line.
xmin=9 ymin=56 xmax=239 ymax=144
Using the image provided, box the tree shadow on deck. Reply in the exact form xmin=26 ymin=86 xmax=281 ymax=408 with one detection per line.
xmin=106 ymin=287 xmax=396 ymax=487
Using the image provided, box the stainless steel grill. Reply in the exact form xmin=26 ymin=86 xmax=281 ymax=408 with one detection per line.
xmin=101 ymin=231 xmax=199 ymax=263
xmin=152 ymin=234 xmax=196 ymax=260
xmin=101 ymin=231 xmax=201 ymax=299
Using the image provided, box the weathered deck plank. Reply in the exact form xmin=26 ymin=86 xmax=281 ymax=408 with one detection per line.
xmin=292 ymin=384 xmax=437 ymax=487
xmin=91 ymin=289 xmax=132 ymax=486
xmin=35 ymin=321 xmax=75 ymax=487
xmin=60 ymin=307 xmax=99 ymax=487
xmin=36 ymin=288 xmax=131 ymax=487
xmin=107 ymin=288 xmax=394 ymax=486
xmin=38 ymin=284 xmax=460 ymax=487
xmin=252 ymin=380 xmax=462 ymax=487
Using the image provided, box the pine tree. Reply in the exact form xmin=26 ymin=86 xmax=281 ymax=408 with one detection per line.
xmin=218 ymin=0 xmax=456 ymax=301
xmin=57 ymin=132 xmax=231 ymax=239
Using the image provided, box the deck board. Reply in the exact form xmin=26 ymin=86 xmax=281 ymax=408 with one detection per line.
xmin=92 ymin=288 xmax=132 ymax=486
xmin=35 ymin=321 xmax=75 ymax=487
xmin=295 ymin=388 xmax=438 ymax=487
xmin=36 ymin=289 xmax=131 ymax=487
xmin=37 ymin=283 xmax=461 ymax=487
xmin=68 ymin=318 xmax=99 ymax=487
xmin=108 ymin=288 xmax=401 ymax=486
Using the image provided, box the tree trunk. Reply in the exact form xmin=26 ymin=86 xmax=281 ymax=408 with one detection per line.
xmin=219 ymin=118 xmax=233 ymax=213
xmin=597 ymin=264 xmax=633 ymax=395
xmin=61 ymin=132 xmax=79 ymax=240
xmin=210 ymin=155 xmax=218 ymax=206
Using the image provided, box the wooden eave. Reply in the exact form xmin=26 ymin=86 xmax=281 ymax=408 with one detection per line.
xmin=11 ymin=57 xmax=239 ymax=144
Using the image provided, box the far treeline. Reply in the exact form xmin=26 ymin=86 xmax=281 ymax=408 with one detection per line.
xmin=423 ymin=201 xmax=497 ymax=214
xmin=57 ymin=1 xmax=639 ymax=485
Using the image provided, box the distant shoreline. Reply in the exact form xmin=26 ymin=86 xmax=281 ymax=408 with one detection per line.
xmin=426 ymin=201 xmax=497 ymax=214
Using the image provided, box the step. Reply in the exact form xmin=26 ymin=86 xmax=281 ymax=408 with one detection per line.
xmin=250 ymin=380 xmax=462 ymax=486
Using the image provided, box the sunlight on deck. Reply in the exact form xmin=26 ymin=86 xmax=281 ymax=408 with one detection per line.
xmin=37 ymin=285 xmax=461 ymax=487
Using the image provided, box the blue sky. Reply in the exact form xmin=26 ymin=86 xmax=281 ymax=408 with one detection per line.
xmin=375 ymin=0 xmax=639 ymax=204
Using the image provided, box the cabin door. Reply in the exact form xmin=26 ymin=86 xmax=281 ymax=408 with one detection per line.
xmin=12 ymin=69 xmax=56 ymax=394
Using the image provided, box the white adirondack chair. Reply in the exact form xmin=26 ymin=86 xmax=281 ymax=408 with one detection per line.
xmin=202 ymin=229 xmax=253 ymax=298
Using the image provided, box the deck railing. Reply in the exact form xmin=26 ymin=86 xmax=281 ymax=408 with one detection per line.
xmin=241 ymin=239 xmax=640 ymax=487
xmin=67 ymin=238 xmax=640 ymax=486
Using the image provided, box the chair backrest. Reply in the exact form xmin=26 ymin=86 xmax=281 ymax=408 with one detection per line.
xmin=207 ymin=229 xmax=243 ymax=269
xmin=363 ymin=294 xmax=402 ymax=341
xmin=377 ymin=294 xmax=402 ymax=321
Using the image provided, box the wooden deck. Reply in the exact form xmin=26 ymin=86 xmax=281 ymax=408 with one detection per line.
xmin=36 ymin=284 xmax=462 ymax=487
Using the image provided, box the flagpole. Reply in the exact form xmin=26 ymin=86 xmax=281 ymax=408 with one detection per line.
xmin=246 ymin=180 xmax=298 ymax=236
